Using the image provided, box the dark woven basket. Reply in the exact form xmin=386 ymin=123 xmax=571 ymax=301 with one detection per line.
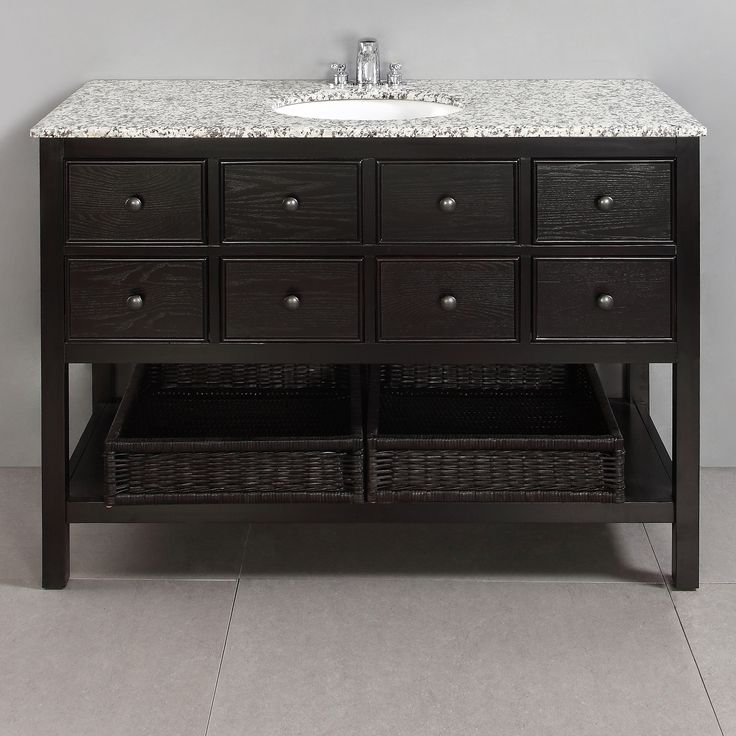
xmin=104 ymin=364 xmax=364 ymax=505
xmin=367 ymin=364 xmax=625 ymax=503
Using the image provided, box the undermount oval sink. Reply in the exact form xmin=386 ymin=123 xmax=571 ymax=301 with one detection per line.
xmin=274 ymin=98 xmax=461 ymax=121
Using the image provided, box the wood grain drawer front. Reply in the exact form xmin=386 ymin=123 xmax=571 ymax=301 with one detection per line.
xmin=223 ymin=259 xmax=362 ymax=341
xmin=67 ymin=259 xmax=207 ymax=340
xmin=379 ymin=259 xmax=518 ymax=341
xmin=67 ymin=162 xmax=205 ymax=243
xmin=534 ymin=258 xmax=674 ymax=340
xmin=379 ymin=162 xmax=517 ymax=242
xmin=222 ymin=163 xmax=360 ymax=242
xmin=534 ymin=161 xmax=673 ymax=242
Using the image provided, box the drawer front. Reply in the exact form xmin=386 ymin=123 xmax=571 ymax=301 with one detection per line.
xmin=379 ymin=162 xmax=517 ymax=242
xmin=67 ymin=259 xmax=207 ymax=340
xmin=534 ymin=161 xmax=673 ymax=242
xmin=223 ymin=259 xmax=362 ymax=341
xmin=534 ymin=258 xmax=673 ymax=340
xmin=379 ymin=258 xmax=518 ymax=341
xmin=67 ymin=162 xmax=205 ymax=243
xmin=222 ymin=163 xmax=360 ymax=242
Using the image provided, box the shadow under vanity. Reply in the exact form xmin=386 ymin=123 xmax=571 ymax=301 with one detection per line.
xmin=31 ymin=79 xmax=706 ymax=589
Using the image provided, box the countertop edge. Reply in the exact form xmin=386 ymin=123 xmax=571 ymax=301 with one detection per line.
xmin=30 ymin=127 xmax=708 ymax=139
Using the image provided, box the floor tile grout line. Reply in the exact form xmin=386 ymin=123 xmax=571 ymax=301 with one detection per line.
xmin=643 ymin=524 xmax=726 ymax=736
xmin=203 ymin=578 xmax=239 ymax=736
xmin=204 ymin=524 xmax=251 ymax=736
xmin=231 ymin=575 xmax=666 ymax=585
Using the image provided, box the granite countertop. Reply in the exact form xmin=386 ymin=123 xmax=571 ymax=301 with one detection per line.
xmin=30 ymin=79 xmax=706 ymax=139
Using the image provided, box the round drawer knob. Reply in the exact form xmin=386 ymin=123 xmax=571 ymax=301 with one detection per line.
xmin=439 ymin=294 xmax=457 ymax=311
xmin=282 ymin=196 xmax=300 ymax=212
xmin=438 ymin=196 xmax=456 ymax=213
xmin=283 ymin=294 xmax=301 ymax=310
xmin=126 ymin=294 xmax=144 ymax=311
xmin=596 ymin=195 xmax=614 ymax=212
xmin=124 ymin=196 xmax=144 ymax=212
xmin=596 ymin=293 xmax=615 ymax=311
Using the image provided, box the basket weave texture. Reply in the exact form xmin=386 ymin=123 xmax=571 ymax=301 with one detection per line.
xmin=366 ymin=364 xmax=625 ymax=503
xmin=104 ymin=364 xmax=364 ymax=505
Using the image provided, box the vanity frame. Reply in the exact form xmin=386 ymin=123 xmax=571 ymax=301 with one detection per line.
xmin=39 ymin=136 xmax=700 ymax=589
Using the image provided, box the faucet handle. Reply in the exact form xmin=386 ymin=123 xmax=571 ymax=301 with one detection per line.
xmin=387 ymin=63 xmax=403 ymax=86
xmin=330 ymin=63 xmax=348 ymax=86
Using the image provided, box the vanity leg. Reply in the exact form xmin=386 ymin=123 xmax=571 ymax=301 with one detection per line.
xmin=40 ymin=138 xmax=69 ymax=590
xmin=672 ymin=359 xmax=700 ymax=590
xmin=41 ymin=362 xmax=69 ymax=589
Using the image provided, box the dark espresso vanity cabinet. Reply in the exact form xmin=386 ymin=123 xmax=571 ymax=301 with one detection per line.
xmin=33 ymin=79 xmax=704 ymax=590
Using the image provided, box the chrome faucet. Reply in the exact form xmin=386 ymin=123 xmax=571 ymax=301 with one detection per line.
xmin=329 ymin=38 xmax=402 ymax=87
xmin=356 ymin=38 xmax=380 ymax=86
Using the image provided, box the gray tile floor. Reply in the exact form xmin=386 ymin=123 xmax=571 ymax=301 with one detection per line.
xmin=0 ymin=467 xmax=734 ymax=735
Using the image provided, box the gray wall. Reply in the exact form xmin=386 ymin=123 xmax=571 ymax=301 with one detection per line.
xmin=0 ymin=0 xmax=730 ymax=465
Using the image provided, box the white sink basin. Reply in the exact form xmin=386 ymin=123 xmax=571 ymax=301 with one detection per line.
xmin=274 ymin=98 xmax=460 ymax=121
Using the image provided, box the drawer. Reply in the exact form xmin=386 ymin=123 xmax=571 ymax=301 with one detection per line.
xmin=378 ymin=258 xmax=518 ymax=341
xmin=379 ymin=162 xmax=517 ymax=242
xmin=534 ymin=258 xmax=673 ymax=340
xmin=66 ymin=162 xmax=205 ymax=243
xmin=223 ymin=259 xmax=362 ymax=341
xmin=534 ymin=161 xmax=673 ymax=242
xmin=67 ymin=259 xmax=207 ymax=340
xmin=222 ymin=163 xmax=360 ymax=242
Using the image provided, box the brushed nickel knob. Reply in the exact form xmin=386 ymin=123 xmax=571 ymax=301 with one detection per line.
xmin=596 ymin=195 xmax=614 ymax=212
xmin=283 ymin=294 xmax=301 ymax=310
xmin=282 ymin=196 xmax=300 ymax=212
xmin=124 ymin=196 xmax=143 ymax=212
xmin=126 ymin=294 xmax=144 ymax=310
xmin=439 ymin=196 xmax=456 ymax=213
xmin=596 ymin=293 xmax=615 ymax=311
xmin=439 ymin=294 xmax=457 ymax=311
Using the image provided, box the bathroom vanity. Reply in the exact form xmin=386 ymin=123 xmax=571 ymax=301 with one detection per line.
xmin=32 ymin=79 xmax=705 ymax=589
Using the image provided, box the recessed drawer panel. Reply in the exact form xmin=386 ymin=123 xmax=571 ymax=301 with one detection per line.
xmin=67 ymin=162 xmax=205 ymax=243
xmin=534 ymin=258 xmax=673 ymax=340
xmin=222 ymin=163 xmax=360 ymax=242
xmin=379 ymin=258 xmax=518 ymax=341
xmin=67 ymin=259 xmax=207 ymax=340
xmin=379 ymin=162 xmax=517 ymax=243
xmin=223 ymin=259 xmax=362 ymax=341
xmin=534 ymin=161 xmax=673 ymax=242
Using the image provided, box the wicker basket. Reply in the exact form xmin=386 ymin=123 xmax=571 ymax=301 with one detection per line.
xmin=367 ymin=364 xmax=625 ymax=503
xmin=104 ymin=364 xmax=364 ymax=505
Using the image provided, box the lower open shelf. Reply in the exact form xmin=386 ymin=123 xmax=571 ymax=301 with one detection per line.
xmin=67 ymin=399 xmax=674 ymax=523
xmin=67 ymin=396 xmax=673 ymax=524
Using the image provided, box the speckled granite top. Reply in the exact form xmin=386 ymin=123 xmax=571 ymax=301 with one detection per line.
xmin=30 ymin=79 xmax=706 ymax=139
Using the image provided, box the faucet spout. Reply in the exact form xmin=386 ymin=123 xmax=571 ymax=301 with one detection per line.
xmin=356 ymin=38 xmax=380 ymax=87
